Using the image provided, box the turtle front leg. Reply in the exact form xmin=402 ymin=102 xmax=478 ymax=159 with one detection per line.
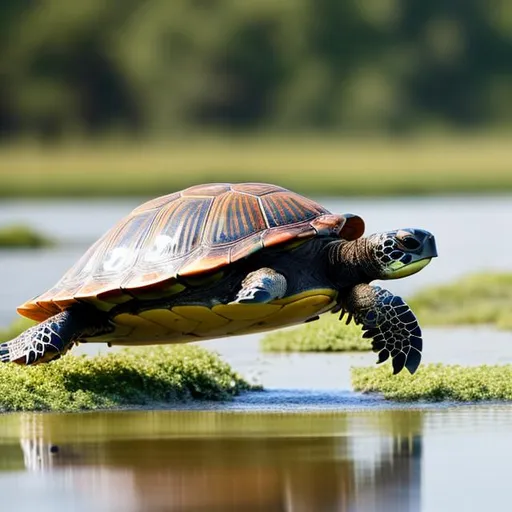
xmin=0 ymin=308 xmax=110 ymax=365
xmin=336 ymin=283 xmax=423 ymax=375
xmin=233 ymin=268 xmax=287 ymax=304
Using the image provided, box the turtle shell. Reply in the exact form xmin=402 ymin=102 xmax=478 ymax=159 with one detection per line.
xmin=18 ymin=183 xmax=364 ymax=321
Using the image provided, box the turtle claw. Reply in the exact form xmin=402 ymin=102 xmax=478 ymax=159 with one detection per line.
xmin=235 ymin=288 xmax=274 ymax=304
xmin=331 ymin=303 xmax=343 ymax=314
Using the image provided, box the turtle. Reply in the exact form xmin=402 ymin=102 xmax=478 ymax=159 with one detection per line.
xmin=1 ymin=182 xmax=437 ymax=374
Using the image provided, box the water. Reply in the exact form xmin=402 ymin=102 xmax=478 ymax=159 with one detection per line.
xmin=1 ymin=195 xmax=512 ymax=511
xmin=1 ymin=407 xmax=512 ymax=512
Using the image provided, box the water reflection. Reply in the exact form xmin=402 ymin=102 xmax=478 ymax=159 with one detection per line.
xmin=1 ymin=411 xmax=422 ymax=512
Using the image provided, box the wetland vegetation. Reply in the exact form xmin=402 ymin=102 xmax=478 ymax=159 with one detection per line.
xmin=261 ymin=314 xmax=366 ymax=352
xmin=1 ymin=136 xmax=511 ymax=198
xmin=0 ymin=345 xmax=253 ymax=412
xmin=352 ymin=363 xmax=512 ymax=402
xmin=0 ymin=224 xmax=54 ymax=248
xmin=410 ymin=272 xmax=512 ymax=330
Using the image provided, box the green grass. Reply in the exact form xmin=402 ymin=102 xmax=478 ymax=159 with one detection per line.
xmin=261 ymin=313 xmax=367 ymax=352
xmin=410 ymin=272 xmax=512 ymax=330
xmin=0 ymin=345 xmax=254 ymax=412
xmin=0 ymin=316 xmax=254 ymax=412
xmin=0 ymin=135 xmax=511 ymax=197
xmin=352 ymin=363 xmax=512 ymax=402
xmin=0 ymin=224 xmax=54 ymax=248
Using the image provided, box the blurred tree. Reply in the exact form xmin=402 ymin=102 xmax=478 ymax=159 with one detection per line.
xmin=0 ymin=0 xmax=510 ymax=140
xmin=397 ymin=0 xmax=512 ymax=129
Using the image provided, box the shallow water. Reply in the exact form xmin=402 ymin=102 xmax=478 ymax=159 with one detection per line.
xmin=1 ymin=195 xmax=512 ymax=511
xmin=1 ymin=407 xmax=512 ymax=512
xmin=0 ymin=325 xmax=511 ymax=511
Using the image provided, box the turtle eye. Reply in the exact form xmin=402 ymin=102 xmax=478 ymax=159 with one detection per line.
xmin=401 ymin=237 xmax=422 ymax=251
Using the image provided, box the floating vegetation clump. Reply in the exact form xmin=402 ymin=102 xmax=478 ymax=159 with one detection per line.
xmin=0 ymin=346 xmax=254 ymax=412
xmin=261 ymin=314 xmax=367 ymax=352
xmin=0 ymin=224 xmax=54 ymax=248
xmin=352 ymin=363 xmax=512 ymax=402
xmin=410 ymin=272 xmax=512 ymax=330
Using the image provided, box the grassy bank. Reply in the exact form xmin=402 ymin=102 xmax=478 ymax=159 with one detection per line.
xmin=0 ymin=345 xmax=253 ymax=412
xmin=0 ymin=317 xmax=254 ymax=412
xmin=261 ymin=314 xmax=367 ymax=352
xmin=410 ymin=272 xmax=512 ymax=330
xmin=1 ymin=135 xmax=511 ymax=198
xmin=352 ymin=363 xmax=512 ymax=401
xmin=0 ymin=224 xmax=54 ymax=248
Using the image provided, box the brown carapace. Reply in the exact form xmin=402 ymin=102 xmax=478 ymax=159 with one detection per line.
xmin=18 ymin=183 xmax=364 ymax=323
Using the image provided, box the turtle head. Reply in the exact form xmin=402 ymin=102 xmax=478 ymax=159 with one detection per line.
xmin=368 ymin=228 xmax=438 ymax=280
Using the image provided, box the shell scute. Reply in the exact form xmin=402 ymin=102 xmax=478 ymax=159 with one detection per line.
xmin=229 ymin=232 xmax=264 ymax=262
xmin=132 ymin=192 xmax=181 ymax=214
xmin=19 ymin=183 xmax=362 ymax=321
xmin=261 ymin=223 xmax=317 ymax=248
xmin=232 ymin=183 xmax=287 ymax=195
xmin=182 ymin=183 xmax=231 ymax=196
xmin=206 ymin=190 xmax=267 ymax=246
xmin=260 ymin=192 xmax=327 ymax=228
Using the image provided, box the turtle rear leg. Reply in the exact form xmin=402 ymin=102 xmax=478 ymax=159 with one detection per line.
xmin=233 ymin=268 xmax=287 ymax=304
xmin=0 ymin=308 xmax=110 ymax=365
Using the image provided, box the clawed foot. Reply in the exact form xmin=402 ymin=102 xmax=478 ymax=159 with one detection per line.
xmin=333 ymin=285 xmax=423 ymax=375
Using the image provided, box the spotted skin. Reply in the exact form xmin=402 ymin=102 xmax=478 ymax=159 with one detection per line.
xmin=1 ymin=311 xmax=77 ymax=365
xmin=336 ymin=284 xmax=422 ymax=374
xmin=0 ymin=309 xmax=111 ymax=365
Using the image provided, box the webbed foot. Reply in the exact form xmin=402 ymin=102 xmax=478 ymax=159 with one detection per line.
xmin=336 ymin=284 xmax=422 ymax=374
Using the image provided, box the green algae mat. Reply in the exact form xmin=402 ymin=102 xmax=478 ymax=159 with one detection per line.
xmin=0 ymin=346 xmax=253 ymax=412
xmin=352 ymin=363 xmax=512 ymax=402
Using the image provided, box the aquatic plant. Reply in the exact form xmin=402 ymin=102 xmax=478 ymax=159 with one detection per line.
xmin=352 ymin=363 xmax=512 ymax=401
xmin=0 ymin=224 xmax=54 ymax=248
xmin=261 ymin=314 xmax=367 ymax=352
xmin=410 ymin=272 xmax=512 ymax=330
xmin=0 ymin=345 xmax=254 ymax=412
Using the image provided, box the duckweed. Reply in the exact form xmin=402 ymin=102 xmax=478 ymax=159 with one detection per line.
xmin=352 ymin=363 xmax=512 ymax=402
xmin=0 ymin=224 xmax=54 ymax=248
xmin=0 ymin=345 xmax=254 ymax=412
xmin=261 ymin=314 xmax=367 ymax=352
xmin=410 ymin=272 xmax=512 ymax=329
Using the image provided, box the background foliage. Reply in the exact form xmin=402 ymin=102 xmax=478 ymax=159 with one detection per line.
xmin=2 ymin=0 xmax=511 ymax=142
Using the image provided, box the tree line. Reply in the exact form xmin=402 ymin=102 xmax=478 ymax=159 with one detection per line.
xmin=1 ymin=0 xmax=511 ymax=140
